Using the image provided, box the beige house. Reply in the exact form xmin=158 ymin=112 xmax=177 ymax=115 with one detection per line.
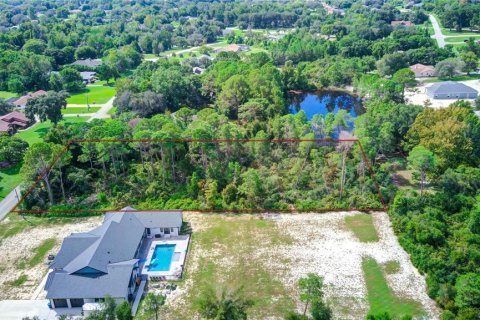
xmin=409 ymin=63 xmax=435 ymax=78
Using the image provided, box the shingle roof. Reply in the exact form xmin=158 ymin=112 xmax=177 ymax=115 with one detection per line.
xmin=13 ymin=90 xmax=47 ymax=107
xmin=71 ymin=59 xmax=102 ymax=68
xmin=427 ymin=81 xmax=478 ymax=94
xmin=104 ymin=207 xmax=183 ymax=228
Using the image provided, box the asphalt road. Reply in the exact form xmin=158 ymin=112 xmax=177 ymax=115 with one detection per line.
xmin=429 ymin=14 xmax=446 ymax=48
xmin=0 ymin=186 xmax=20 ymax=221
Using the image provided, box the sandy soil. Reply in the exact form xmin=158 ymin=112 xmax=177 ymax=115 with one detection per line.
xmin=0 ymin=217 xmax=101 ymax=300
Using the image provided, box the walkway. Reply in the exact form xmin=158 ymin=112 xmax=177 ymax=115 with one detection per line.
xmin=0 ymin=186 xmax=20 ymax=221
xmin=429 ymin=14 xmax=446 ymax=48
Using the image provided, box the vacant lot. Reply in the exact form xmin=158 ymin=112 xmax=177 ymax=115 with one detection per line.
xmin=148 ymin=212 xmax=440 ymax=320
xmin=0 ymin=214 xmax=101 ymax=300
xmin=66 ymin=86 xmax=116 ymax=105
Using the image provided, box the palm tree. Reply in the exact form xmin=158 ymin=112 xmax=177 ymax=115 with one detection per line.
xmin=196 ymin=286 xmax=254 ymax=320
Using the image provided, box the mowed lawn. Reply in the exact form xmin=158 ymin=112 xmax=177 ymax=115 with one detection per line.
xmin=67 ymin=86 xmax=116 ymax=105
xmin=62 ymin=107 xmax=100 ymax=114
xmin=363 ymin=257 xmax=424 ymax=318
xmin=143 ymin=214 xmax=296 ymax=320
xmin=345 ymin=214 xmax=379 ymax=242
xmin=17 ymin=117 xmax=89 ymax=144
xmin=0 ymin=164 xmax=23 ymax=200
xmin=0 ymin=91 xmax=17 ymax=100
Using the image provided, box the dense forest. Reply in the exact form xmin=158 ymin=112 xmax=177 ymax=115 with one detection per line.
xmin=1 ymin=0 xmax=480 ymax=318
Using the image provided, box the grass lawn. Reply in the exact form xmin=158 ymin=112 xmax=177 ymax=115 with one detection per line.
xmin=363 ymin=257 xmax=424 ymax=317
xmin=143 ymin=53 xmax=158 ymax=59
xmin=445 ymin=35 xmax=480 ymax=43
xmin=0 ymin=91 xmax=17 ymax=100
xmin=17 ymin=117 xmax=89 ymax=145
xmin=0 ymin=164 xmax=23 ymax=200
xmin=344 ymin=214 xmax=379 ymax=242
xmin=62 ymin=107 xmax=100 ymax=114
xmin=26 ymin=238 xmax=56 ymax=268
xmin=139 ymin=214 xmax=295 ymax=319
xmin=66 ymin=86 xmax=116 ymax=105
xmin=423 ymin=74 xmax=480 ymax=83
xmin=108 ymin=106 xmax=117 ymax=115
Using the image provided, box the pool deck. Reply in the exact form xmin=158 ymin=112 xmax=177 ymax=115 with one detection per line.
xmin=141 ymin=235 xmax=190 ymax=280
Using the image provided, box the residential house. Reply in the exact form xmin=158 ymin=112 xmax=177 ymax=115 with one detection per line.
xmin=214 ymin=44 xmax=250 ymax=53
xmin=426 ymin=81 xmax=478 ymax=99
xmin=45 ymin=208 xmax=183 ymax=311
xmin=12 ymin=90 xmax=48 ymax=108
xmin=80 ymin=71 xmax=97 ymax=84
xmin=0 ymin=111 xmax=32 ymax=134
xmin=71 ymin=59 xmax=103 ymax=68
xmin=409 ymin=63 xmax=435 ymax=77
xmin=192 ymin=67 xmax=205 ymax=75
xmin=391 ymin=20 xmax=414 ymax=27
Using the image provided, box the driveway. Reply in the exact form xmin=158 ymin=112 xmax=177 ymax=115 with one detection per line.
xmin=0 ymin=187 xmax=20 ymax=221
xmin=430 ymin=14 xmax=446 ymax=48
xmin=0 ymin=300 xmax=82 ymax=320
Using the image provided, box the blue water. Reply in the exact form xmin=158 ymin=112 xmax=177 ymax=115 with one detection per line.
xmin=148 ymin=244 xmax=176 ymax=272
xmin=288 ymin=91 xmax=364 ymax=127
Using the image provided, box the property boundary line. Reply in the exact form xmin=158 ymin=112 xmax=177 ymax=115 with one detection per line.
xmin=11 ymin=138 xmax=387 ymax=214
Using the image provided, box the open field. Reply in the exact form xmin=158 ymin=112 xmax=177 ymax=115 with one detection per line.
xmin=62 ymin=106 xmax=100 ymax=114
xmin=445 ymin=35 xmax=480 ymax=43
xmin=139 ymin=212 xmax=439 ymax=320
xmin=66 ymin=86 xmax=116 ymax=105
xmin=0 ymin=214 xmax=101 ymax=300
xmin=16 ymin=117 xmax=89 ymax=144
xmin=0 ymin=164 xmax=23 ymax=200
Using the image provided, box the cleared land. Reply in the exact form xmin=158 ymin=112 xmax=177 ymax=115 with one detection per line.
xmin=62 ymin=106 xmax=101 ymax=114
xmin=141 ymin=212 xmax=440 ymax=320
xmin=0 ymin=214 xmax=101 ymax=300
xmin=17 ymin=117 xmax=89 ymax=144
xmin=66 ymin=86 xmax=116 ymax=105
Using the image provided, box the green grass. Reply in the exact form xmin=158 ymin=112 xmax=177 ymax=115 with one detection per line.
xmin=383 ymin=260 xmax=401 ymax=274
xmin=16 ymin=117 xmax=89 ymax=145
xmin=27 ymin=238 xmax=56 ymax=267
xmin=66 ymin=86 xmax=116 ymax=105
xmin=363 ymin=257 xmax=424 ymax=317
xmin=143 ymin=53 xmax=158 ymax=59
xmin=445 ymin=35 xmax=480 ymax=43
xmin=148 ymin=214 xmax=295 ymax=319
xmin=62 ymin=107 xmax=100 ymax=114
xmin=423 ymin=74 xmax=480 ymax=83
xmin=0 ymin=91 xmax=17 ymax=100
xmin=0 ymin=164 xmax=23 ymax=200
xmin=345 ymin=214 xmax=379 ymax=242
xmin=108 ymin=106 xmax=117 ymax=115
xmin=7 ymin=274 xmax=28 ymax=287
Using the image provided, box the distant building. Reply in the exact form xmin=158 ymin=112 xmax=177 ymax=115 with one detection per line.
xmin=426 ymin=81 xmax=478 ymax=99
xmin=71 ymin=59 xmax=103 ymax=68
xmin=192 ymin=67 xmax=205 ymax=75
xmin=12 ymin=90 xmax=48 ymax=108
xmin=391 ymin=20 xmax=414 ymax=27
xmin=0 ymin=111 xmax=32 ymax=134
xmin=410 ymin=64 xmax=435 ymax=77
xmin=80 ymin=71 xmax=97 ymax=84
xmin=214 ymin=44 xmax=250 ymax=53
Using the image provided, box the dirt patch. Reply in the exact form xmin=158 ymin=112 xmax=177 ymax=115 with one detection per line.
xmin=0 ymin=216 xmax=102 ymax=300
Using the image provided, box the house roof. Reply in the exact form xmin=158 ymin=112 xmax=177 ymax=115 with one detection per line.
xmin=391 ymin=20 xmax=413 ymax=26
xmin=426 ymin=81 xmax=478 ymax=94
xmin=215 ymin=44 xmax=249 ymax=53
xmin=71 ymin=59 xmax=103 ymax=68
xmin=0 ymin=121 xmax=9 ymax=132
xmin=46 ymin=207 xmax=183 ymax=299
xmin=410 ymin=63 xmax=434 ymax=73
xmin=80 ymin=71 xmax=96 ymax=81
xmin=13 ymin=90 xmax=47 ymax=107
xmin=0 ymin=111 xmax=30 ymax=124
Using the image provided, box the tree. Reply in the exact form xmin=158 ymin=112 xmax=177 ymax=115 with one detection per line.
xmin=407 ymin=146 xmax=436 ymax=194
xmin=144 ymin=292 xmax=165 ymax=320
xmin=22 ymin=39 xmax=47 ymax=54
xmin=455 ymin=273 xmax=480 ymax=309
xmin=97 ymin=64 xmax=119 ymax=84
xmin=0 ymin=99 xmax=12 ymax=116
xmin=115 ymin=301 xmax=132 ymax=320
xmin=196 ymin=286 xmax=253 ymax=320
xmin=435 ymin=58 xmax=464 ymax=79
xmin=461 ymin=51 xmax=478 ymax=75
xmin=60 ymin=68 xmax=85 ymax=92
xmin=75 ymin=45 xmax=97 ymax=60
xmin=217 ymin=75 xmax=250 ymax=119
xmin=0 ymin=136 xmax=28 ymax=165
xmin=298 ymin=273 xmax=325 ymax=315
xmin=310 ymin=299 xmax=332 ymax=320
xmin=25 ymin=91 xmax=68 ymax=126
xmin=376 ymin=52 xmax=407 ymax=77
xmin=392 ymin=68 xmax=416 ymax=87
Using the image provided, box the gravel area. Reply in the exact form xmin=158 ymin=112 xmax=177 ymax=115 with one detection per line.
xmin=405 ymin=80 xmax=479 ymax=108
xmin=0 ymin=217 xmax=102 ymax=300
xmin=269 ymin=211 xmax=441 ymax=319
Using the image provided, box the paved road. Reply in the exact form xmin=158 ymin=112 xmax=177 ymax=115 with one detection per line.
xmin=430 ymin=14 xmax=445 ymax=48
xmin=87 ymin=96 xmax=115 ymax=122
xmin=0 ymin=186 xmax=20 ymax=221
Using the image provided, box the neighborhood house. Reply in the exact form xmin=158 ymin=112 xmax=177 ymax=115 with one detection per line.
xmin=214 ymin=44 xmax=250 ymax=53
xmin=71 ymin=58 xmax=103 ymax=68
xmin=80 ymin=71 xmax=97 ymax=84
xmin=391 ymin=20 xmax=414 ymax=26
xmin=0 ymin=111 xmax=31 ymax=133
xmin=12 ymin=90 xmax=48 ymax=108
xmin=45 ymin=207 xmax=187 ymax=314
xmin=409 ymin=63 xmax=435 ymax=77
xmin=426 ymin=81 xmax=478 ymax=99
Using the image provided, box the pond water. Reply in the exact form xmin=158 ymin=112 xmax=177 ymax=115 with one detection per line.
xmin=288 ymin=90 xmax=365 ymax=131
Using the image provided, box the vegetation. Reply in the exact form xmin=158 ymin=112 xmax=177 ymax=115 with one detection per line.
xmin=345 ymin=214 xmax=380 ymax=242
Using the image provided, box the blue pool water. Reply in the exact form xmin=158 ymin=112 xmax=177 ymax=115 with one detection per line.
xmin=148 ymin=244 xmax=176 ymax=272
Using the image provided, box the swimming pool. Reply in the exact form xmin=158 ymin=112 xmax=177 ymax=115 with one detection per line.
xmin=147 ymin=244 xmax=176 ymax=272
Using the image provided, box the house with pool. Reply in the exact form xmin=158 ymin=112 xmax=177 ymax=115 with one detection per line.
xmin=44 ymin=207 xmax=190 ymax=315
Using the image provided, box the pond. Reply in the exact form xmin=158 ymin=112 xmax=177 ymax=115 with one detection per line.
xmin=288 ymin=90 xmax=365 ymax=131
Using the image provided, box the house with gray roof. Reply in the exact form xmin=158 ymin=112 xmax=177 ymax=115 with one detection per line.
xmin=45 ymin=207 xmax=182 ymax=311
xmin=71 ymin=58 xmax=103 ymax=68
xmin=426 ymin=81 xmax=478 ymax=99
